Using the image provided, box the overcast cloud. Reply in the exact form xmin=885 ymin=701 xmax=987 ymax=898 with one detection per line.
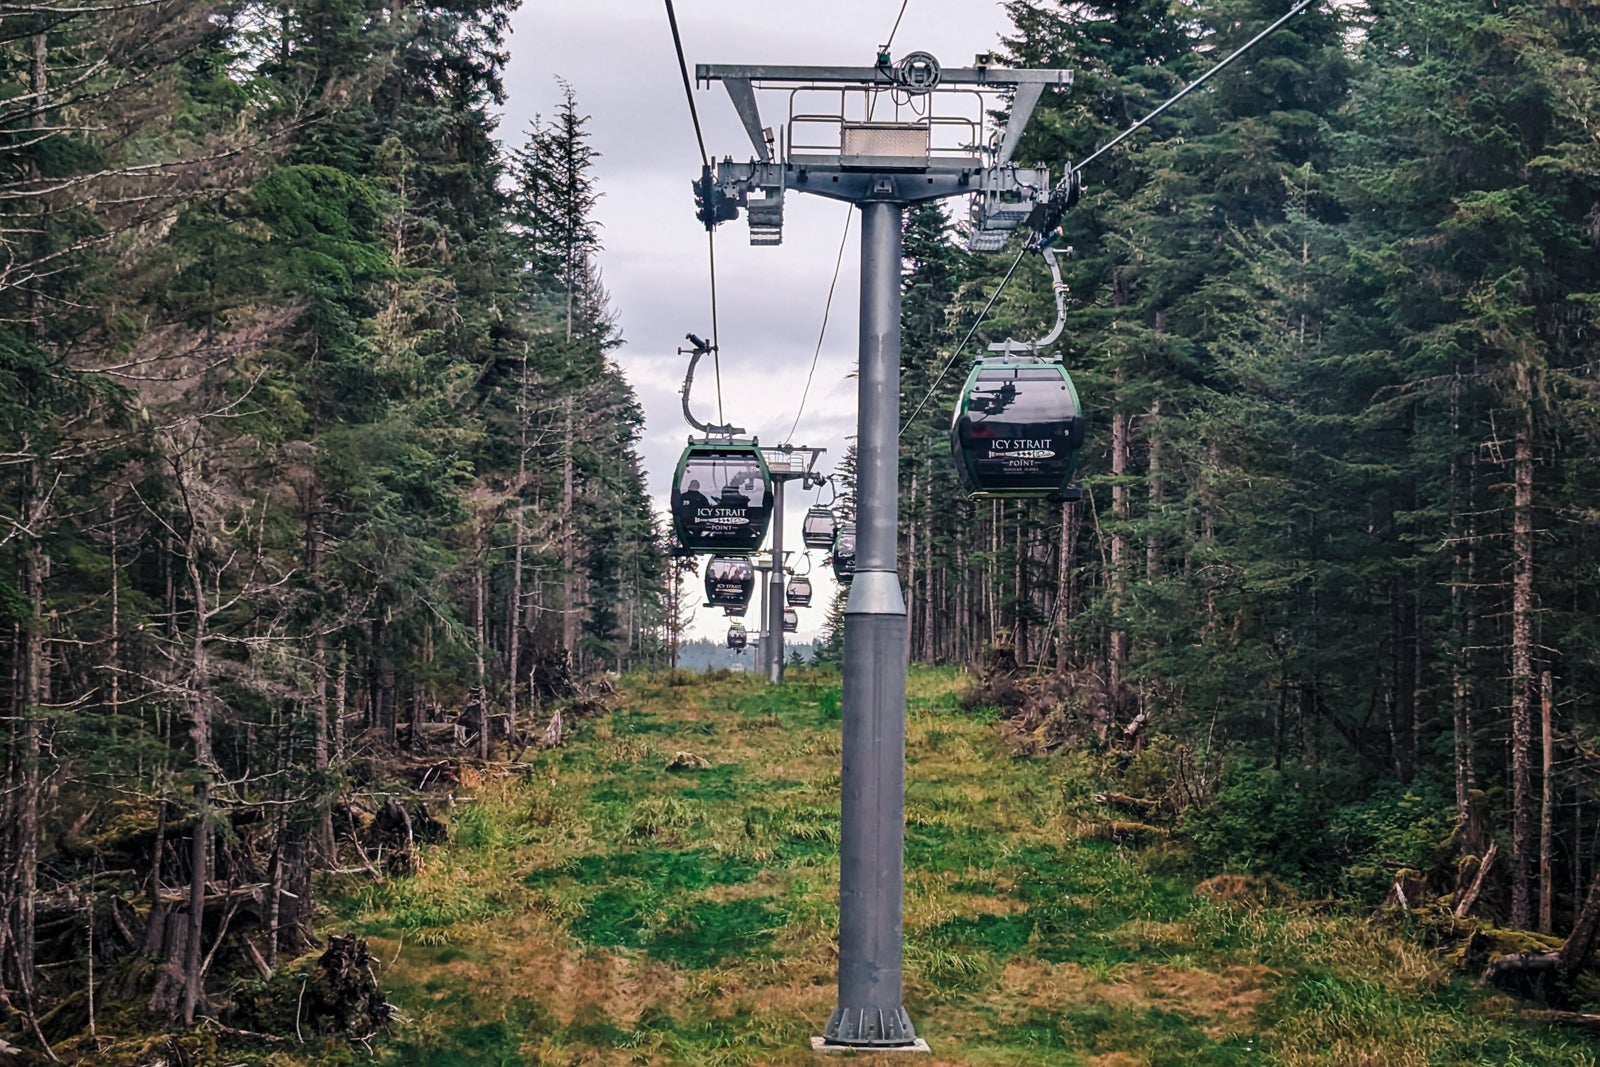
xmin=501 ymin=1 xmax=1014 ymax=639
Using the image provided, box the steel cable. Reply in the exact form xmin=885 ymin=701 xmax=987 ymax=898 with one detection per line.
xmin=665 ymin=0 xmax=725 ymax=425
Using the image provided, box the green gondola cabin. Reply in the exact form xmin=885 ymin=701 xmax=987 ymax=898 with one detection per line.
xmin=672 ymin=441 xmax=774 ymax=554
xmin=950 ymin=358 xmax=1085 ymax=501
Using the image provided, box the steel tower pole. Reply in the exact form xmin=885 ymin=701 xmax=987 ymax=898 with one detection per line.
xmin=768 ymin=477 xmax=786 ymax=683
xmin=755 ymin=561 xmax=769 ymax=677
xmin=824 ymin=199 xmax=913 ymax=1047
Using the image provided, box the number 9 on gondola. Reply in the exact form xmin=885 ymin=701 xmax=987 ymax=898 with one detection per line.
xmin=671 ymin=441 xmax=775 ymax=554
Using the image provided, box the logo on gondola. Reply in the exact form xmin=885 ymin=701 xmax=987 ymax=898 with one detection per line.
xmin=992 ymin=439 xmax=1055 ymax=460
xmin=697 ymin=507 xmax=751 ymax=527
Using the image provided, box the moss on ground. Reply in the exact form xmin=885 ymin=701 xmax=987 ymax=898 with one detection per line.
xmin=327 ymin=667 xmax=1594 ymax=1067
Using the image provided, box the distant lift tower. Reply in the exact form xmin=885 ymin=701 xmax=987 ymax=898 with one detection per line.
xmin=760 ymin=446 xmax=827 ymax=685
xmin=692 ymin=51 xmax=1071 ymax=1048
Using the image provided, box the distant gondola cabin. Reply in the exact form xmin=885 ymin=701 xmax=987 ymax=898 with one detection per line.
xmin=801 ymin=505 xmax=837 ymax=550
xmin=704 ymin=556 xmax=756 ymax=609
xmin=786 ymin=575 xmax=812 ymax=607
xmin=951 ymin=359 xmax=1085 ymax=500
xmin=831 ymin=523 xmax=856 ymax=585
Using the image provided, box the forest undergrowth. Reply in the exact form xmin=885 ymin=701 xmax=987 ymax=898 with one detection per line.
xmin=312 ymin=667 xmax=1595 ymax=1067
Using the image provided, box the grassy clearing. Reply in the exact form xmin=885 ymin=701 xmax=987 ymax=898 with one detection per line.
xmin=331 ymin=667 xmax=1594 ymax=1066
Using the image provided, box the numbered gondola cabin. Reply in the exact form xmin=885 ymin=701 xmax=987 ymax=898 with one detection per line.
xmin=672 ymin=442 xmax=774 ymax=554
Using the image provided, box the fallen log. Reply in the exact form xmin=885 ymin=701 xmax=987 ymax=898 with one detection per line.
xmin=1092 ymin=792 xmax=1163 ymax=820
xmin=1453 ymin=841 xmax=1497 ymax=919
xmin=154 ymin=882 xmax=296 ymax=912
xmin=1117 ymin=710 xmax=1150 ymax=750
xmin=1484 ymin=950 xmax=1561 ymax=985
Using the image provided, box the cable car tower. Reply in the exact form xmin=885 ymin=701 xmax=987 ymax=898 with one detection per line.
xmin=692 ymin=50 xmax=1069 ymax=1050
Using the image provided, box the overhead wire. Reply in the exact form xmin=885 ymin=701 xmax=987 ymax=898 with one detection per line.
xmin=885 ymin=0 xmax=911 ymax=50
xmin=664 ymin=0 xmax=725 ymax=426
xmin=664 ymin=0 xmax=706 ymax=165
xmin=1077 ymin=0 xmax=1318 ymax=172
xmin=785 ymin=212 xmax=852 ymax=446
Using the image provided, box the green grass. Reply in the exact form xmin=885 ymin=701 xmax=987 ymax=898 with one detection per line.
xmin=321 ymin=666 xmax=1595 ymax=1067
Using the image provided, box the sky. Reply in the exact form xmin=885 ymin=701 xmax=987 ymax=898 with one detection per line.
xmin=501 ymin=1 xmax=1017 ymax=640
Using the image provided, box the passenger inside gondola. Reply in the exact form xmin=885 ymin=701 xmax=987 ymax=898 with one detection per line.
xmin=968 ymin=380 xmax=1017 ymax=416
xmin=678 ymin=478 xmax=712 ymax=513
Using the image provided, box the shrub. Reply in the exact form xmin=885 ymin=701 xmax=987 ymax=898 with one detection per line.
xmin=1178 ymin=762 xmax=1339 ymax=891
xmin=1326 ymin=778 xmax=1456 ymax=902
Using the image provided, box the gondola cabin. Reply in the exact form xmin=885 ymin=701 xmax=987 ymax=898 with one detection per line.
xmin=704 ymin=556 xmax=755 ymax=610
xmin=950 ymin=358 xmax=1085 ymax=501
xmin=802 ymin=506 xmax=837 ymax=550
xmin=783 ymin=608 xmax=799 ymax=633
xmin=672 ymin=441 xmax=774 ymax=554
xmin=831 ymin=523 xmax=856 ymax=585
xmin=786 ymin=575 xmax=812 ymax=607
xmin=727 ymin=620 xmax=748 ymax=650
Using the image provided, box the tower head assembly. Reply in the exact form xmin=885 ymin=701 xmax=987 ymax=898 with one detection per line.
xmin=692 ymin=50 xmax=1073 ymax=250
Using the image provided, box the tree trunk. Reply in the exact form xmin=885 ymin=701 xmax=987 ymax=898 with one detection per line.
xmin=306 ymin=496 xmax=333 ymax=861
xmin=1559 ymin=863 xmax=1600 ymax=976
xmin=907 ymin=471 xmax=919 ymax=662
xmin=11 ymin=28 xmax=52 ymax=1011
xmin=181 ymin=541 xmax=214 ymax=1026
xmin=1452 ymin=399 xmax=1477 ymax=821
xmin=562 ymin=396 xmax=578 ymax=658
xmin=1540 ymin=670 xmax=1554 ymax=934
xmin=921 ymin=462 xmax=935 ymax=664
xmin=1014 ymin=505 xmax=1025 ymax=665
xmin=1146 ymin=398 xmax=1161 ymax=579
xmin=1109 ymin=396 xmax=1129 ymax=715
xmin=1056 ymin=499 xmax=1075 ymax=671
xmin=508 ymin=446 xmax=526 ymax=740
xmin=333 ymin=643 xmax=347 ymax=759
xmin=109 ymin=497 xmax=121 ymax=733
xmin=16 ymin=522 xmax=42 ymax=1005
xmin=474 ymin=550 xmax=488 ymax=761
xmin=1510 ymin=422 xmax=1535 ymax=929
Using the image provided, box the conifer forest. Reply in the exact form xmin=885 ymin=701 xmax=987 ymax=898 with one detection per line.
xmin=1 ymin=0 xmax=1599 ymax=1063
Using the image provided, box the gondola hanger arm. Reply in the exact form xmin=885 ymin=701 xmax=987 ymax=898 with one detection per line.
xmin=987 ymin=245 xmax=1069 ymax=357
xmin=678 ymin=332 xmax=744 ymax=437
